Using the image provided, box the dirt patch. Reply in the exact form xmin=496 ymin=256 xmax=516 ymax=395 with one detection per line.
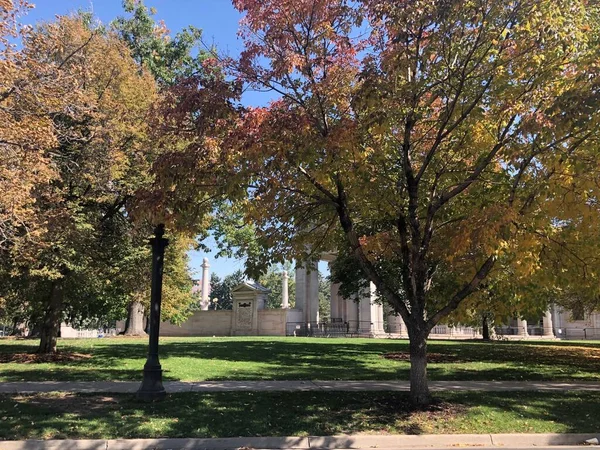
xmin=533 ymin=345 xmax=600 ymax=360
xmin=382 ymin=352 xmax=460 ymax=363
xmin=0 ymin=352 xmax=92 ymax=364
xmin=402 ymin=401 xmax=467 ymax=434
xmin=347 ymin=396 xmax=467 ymax=435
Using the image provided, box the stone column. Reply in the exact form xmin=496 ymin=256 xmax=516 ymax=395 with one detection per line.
xmin=200 ymin=258 xmax=210 ymax=311
xmin=358 ymin=286 xmax=372 ymax=334
xmin=282 ymin=271 xmax=289 ymax=309
xmin=294 ymin=262 xmax=319 ymax=324
xmin=369 ymin=282 xmax=385 ymax=335
xmin=543 ymin=310 xmax=554 ymax=336
xmin=386 ymin=311 xmax=407 ymax=336
xmin=516 ymin=318 xmax=528 ymax=336
xmin=345 ymin=295 xmax=359 ymax=332
xmin=330 ymin=281 xmax=341 ymax=320
xmin=295 ymin=266 xmax=306 ymax=312
xmin=308 ymin=266 xmax=320 ymax=324
xmin=339 ymin=291 xmax=348 ymax=323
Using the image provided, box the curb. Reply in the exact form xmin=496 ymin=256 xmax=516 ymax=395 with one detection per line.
xmin=0 ymin=433 xmax=598 ymax=450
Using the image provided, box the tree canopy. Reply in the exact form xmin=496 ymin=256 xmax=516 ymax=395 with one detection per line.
xmin=147 ymin=0 xmax=600 ymax=405
xmin=0 ymin=2 xmax=200 ymax=350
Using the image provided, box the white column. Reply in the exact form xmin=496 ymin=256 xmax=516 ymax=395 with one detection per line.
xmin=345 ymin=295 xmax=359 ymax=331
xmin=308 ymin=265 xmax=320 ymax=324
xmin=358 ymin=282 xmax=384 ymax=335
xmin=339 ymin=291 xmax=348 ymax=323
xmin=358 ymin=286 xmax=371 ymax=334
xmin=516 ymin=318 xmax=528 ymax=336
xmin=330 ymin=281 xmax=340 ymax=319
xmin=201 ymin=258 xmax=210 ymax=311
xmin=388 ymin=314 xmax=406 ymax=335
xmin=370 ymin=283 xmax=385 ymax=335
xmin=295 ymin=266 xmax=306 ymax=312
xmin=543 ymin=310 xmax=554 ymax=336
xmin=295 ymin=262 xmax=319 ymax=324
xmin=282 ymin=271 xmax=289 ymax=309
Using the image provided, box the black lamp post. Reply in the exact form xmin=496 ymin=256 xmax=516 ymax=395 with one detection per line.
xmin=137 ymin=224 xmax=169 ymax=402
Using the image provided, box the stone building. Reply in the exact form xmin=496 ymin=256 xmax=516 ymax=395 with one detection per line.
xmin=155 ymin=255 xmax=600 ymax=339
xmin=60 ymin=254 xmax=600 ymax=340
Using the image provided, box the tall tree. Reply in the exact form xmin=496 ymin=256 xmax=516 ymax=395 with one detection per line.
xmin=15 ymin=14 xmax=158 ymax=353
xmin=148 ymin=0 xmax=600 ymax=406
xmin=112 ymin=0 xmax=209 ymax=333
xmin=0 ymin=0 xmax=79 ymax=258
xmin=113 ymin=0 xmax=206 ymax=86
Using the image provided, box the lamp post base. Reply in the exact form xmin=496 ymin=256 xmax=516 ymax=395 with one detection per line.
xmin=136 ymin=364 xmax=166 ymax=402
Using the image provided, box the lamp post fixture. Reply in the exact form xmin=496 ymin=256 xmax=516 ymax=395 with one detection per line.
xmin=137 ymin=224 xmax=169 ymax=402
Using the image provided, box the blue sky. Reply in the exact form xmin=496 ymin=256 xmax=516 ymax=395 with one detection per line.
xmin=27 ymin=1 xmax=328 ymax=279
xmin=25 ymin=1 xmax=243 ymax=54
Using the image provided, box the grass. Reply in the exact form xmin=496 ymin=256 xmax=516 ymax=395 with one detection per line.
xmin=1 ymin=336 xmax=600 ymax=382
xmin=0 ymin=391 xmax=598 ymax=439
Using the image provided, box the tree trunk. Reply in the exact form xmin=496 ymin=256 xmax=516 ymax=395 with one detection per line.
xmin=9 ymin=318 xmax=22 ymax=336
xmin=482 ymin=315 xmax=490 ymax=340
xmin=37 ymin=282 xmax=64 ymax=354
xmin=408 ymin=328 xmax=431 ymax=407
xmin=124 ymin=301 xmax=146 ymax=336
xmin=28 ymin=322 xmax=40 ymax=337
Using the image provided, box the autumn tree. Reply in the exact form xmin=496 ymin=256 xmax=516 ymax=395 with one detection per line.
xmin=12 ymin=14 xmax=161 ymax=353
xmin=111 ymin=0 xmax=218 ymax=333
xmin=0 ymin=3 xmax=200 ymax=348
xmin=148 ymin=0 xmax=600 ymax=405
xmin=0 ymin=0 xmax=81 ymax=257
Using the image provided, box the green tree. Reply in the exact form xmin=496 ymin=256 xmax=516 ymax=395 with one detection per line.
xmin=259 ymin=262 xmax=295 ymax=309
xmin=118 ymin=230 xmax=195 ymax=335
xmin=202 ymin=203 xmax=268 ymax=278
xmin=112 ymin=0 xmax=206 ymax=86
xmin=318 ymin=272 xmax=331 ymax=321
xmin=208 ymin=270 xmax=245 ymax=310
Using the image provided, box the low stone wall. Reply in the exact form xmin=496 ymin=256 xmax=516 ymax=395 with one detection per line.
xmin=258 ymin=309 xmax=287 ymax=336
xmin=160 ymin=310 xmax=233 ymax=336
xmin=159 ymin=309 xmax=290 ymax=337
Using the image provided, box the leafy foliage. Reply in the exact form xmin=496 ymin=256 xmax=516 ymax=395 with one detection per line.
xmin=0 ymin=2 xmax=209 ymax=348
xmin=148 ymin=0 xmax=600 ymax=403
xmin=208 ymin=270 xmax=246 ymax=310
xmin=0 ymin=0 xmax=78 ymax=255
xmin=112 ymin=0 xmax=206 ymax=86
xmin=259 ymin=262 xmax=295 ymax=309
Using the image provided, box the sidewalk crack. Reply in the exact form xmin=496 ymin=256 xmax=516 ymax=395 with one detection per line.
xmin=309 ymin=380 xmax=324 ymax=391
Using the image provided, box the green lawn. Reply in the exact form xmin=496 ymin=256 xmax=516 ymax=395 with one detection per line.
xmin=0 ymin=391 xmax=598 ymax=439
xmin=1 ymin=336 xmax=600 ymax=382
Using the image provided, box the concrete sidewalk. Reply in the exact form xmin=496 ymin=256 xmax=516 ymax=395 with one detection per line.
xmin=0 ymin=433 xmax=598 ymax=450
xmin=1 ymin=380 xmax=600 ymax=394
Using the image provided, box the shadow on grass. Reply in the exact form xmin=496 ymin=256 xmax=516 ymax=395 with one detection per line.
xmin=0 ymin=391 xmax=599 ymax=440
xmin=1 ymin=338 xmax=600 ymax=382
